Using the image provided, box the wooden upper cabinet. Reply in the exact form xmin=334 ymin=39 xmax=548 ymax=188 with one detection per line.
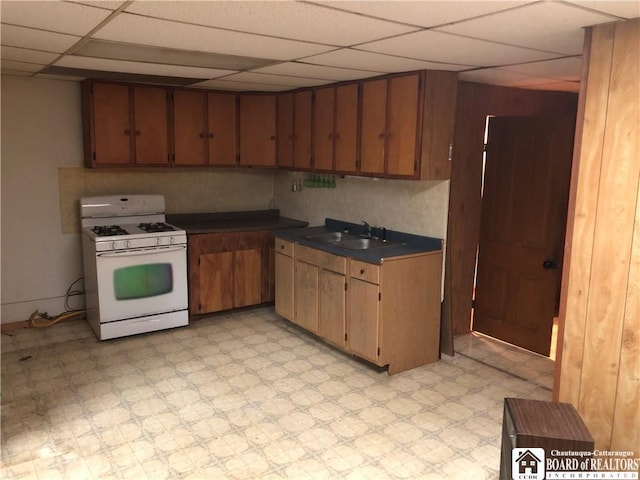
xmin=239 ymin=94 xmax=276 ymax=167
xmin=387 ymin=74 xmax=421 ymax=177
xmin=277 ymin=91 xmax=312 ymax=170
xmin=208 ymin=92 xmax=238 ymax=166
xmin=360 ymin=79 xmax=388 ymax=176
xmin=173 ymin=90 xmax=238 ymax=166
xmin=173 ymin=89 xmax=208 ymax=166
xmin=314 ymin=84 xmax=359 ymax=173
xmin=82 ymin=80 xmax=170 ymax=167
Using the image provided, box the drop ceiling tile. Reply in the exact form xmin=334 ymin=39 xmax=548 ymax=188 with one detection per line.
xmin=0 ymin=24 xmax=80 ymax=53
xmin=436 ymin=2 xmax=618 ymax=55
xmin=359 ymin=30 xmax=558 ymax=67
xmin=252 ymin=62 xmax=383 ymax=81
xmin=223 ymin=72 xmax=330 ymax=88
xmin=125 ymin=1 xmax=418 ymax=46
xmin=302 ymin=48 xmax=471 ymax=72
xmin=35 ymin=73 xmax=87 ymax=82
xmin=54 ymin=56 xmax=236 ymax=79
xmin=564 ymin=1 xmax=640 ymax=19
xmin=500 ymin=57 xmax=583 ymax=81
xmin=0 ymin=1 xmax=112 ymax=36
xmin=316 ymin=1 xmax=536 ymax=28
xmin=92 ymin=13 xmax=334 ymax=61
xmin=67 ymin=1 xmax=126 ymax=10
xmin=0 ymin=69 xmax=32 ymax=77
xmin=521 ymin=81 xmax=580 ymax=93
xmin=189 ymin=79 xmax=301 ymax=92
xmin=459 ymin=67 xmax=562 ymax=88
xmin=1 ymin=46 xmax=59 ymax=65
xmin=1 ymin=59 xmax=44 ymax=73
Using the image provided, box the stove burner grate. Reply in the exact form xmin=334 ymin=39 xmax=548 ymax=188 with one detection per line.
xmin=92 ymin=225 xmax=129 ymax=236
xmin=138 ymin=222 xmax=176 ymax=233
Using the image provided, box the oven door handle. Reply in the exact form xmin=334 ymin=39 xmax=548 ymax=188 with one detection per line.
xmin=97 ymin=245 xmax=186 ymax=257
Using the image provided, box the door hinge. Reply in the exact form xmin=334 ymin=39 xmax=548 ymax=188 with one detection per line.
xmin=377 ymin=347 xmax=380 ymax=356
xmin=344 ymin=333 xmax=348 ymax=341
xmin=344 ymin=283 xmax=347 ymax=291
xmin=92 ymin=151 xmax=96 ymax=160
xmin=414 ymin=160 xmax=418 ymax=171
xmin=378 ymin=292 xmax=381 ymax=301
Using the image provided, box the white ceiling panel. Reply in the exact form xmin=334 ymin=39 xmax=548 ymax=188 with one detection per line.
xmin=124 ymin=1 xmax=418 ymax=46
xmin=1 ymin=46 xmax=59 ymax=65
xmin=500 ymin=57 xmax=583 ymax=81
xmin=316 ymin=1 xmax=536 ymax=28
xmin=54 ymin=56 xmax=236 ymax=78
xmin=2 ymin=59 xmax=46 ymax=73
xmin=0 ymin=24 xmax=80 ymax=53
xmin=521 ymin=81 xmax=580 ymax=93
xmin=359 ymin=30 xmax=559 ymax=66
xmin=67 ymin=1 xmax=127 ymax=10
xmin=565 ymin=1 xmax=640 ymax=19
xmin=459 ymin=67 xmax=564 ymax=87
xmin=0 ymin=68 xmax=32 ymax=77
xmin=301 ymin=48 xmax=471 ymax=72
xmin=252 ymin=62 xmax=383 ymax=81
xmin=222 ymin=72 xmax=331 ymax=88
xmin=92 ymin=12 xmax=334 ymax=61
xmin=0 ymin=1 xmax=113 ymax=36
xmin=436 ymin=2 xmax=617 ymax=55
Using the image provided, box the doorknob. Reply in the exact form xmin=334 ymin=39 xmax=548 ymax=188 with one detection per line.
xmin=542 ymin=260 xmax=559 ymax=270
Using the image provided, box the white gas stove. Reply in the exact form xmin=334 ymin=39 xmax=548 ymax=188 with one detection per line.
xmin=80 ymin=195 xmax=188 ymax=340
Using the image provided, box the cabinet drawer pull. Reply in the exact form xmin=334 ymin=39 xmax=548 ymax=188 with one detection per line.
xmin=280 ymin=245 xmax=285 ymax=250
xmin=360 ymin=268 xmax=365 ymax=274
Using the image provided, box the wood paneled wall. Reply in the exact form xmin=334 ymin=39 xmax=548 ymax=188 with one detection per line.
xmin=446 ymin=83 xmax=577 ymax=335
xmin=555 ymin=19 xmax=639 ymax=451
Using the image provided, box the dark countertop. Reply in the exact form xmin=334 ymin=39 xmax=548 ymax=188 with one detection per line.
xmin=275 ymin=218 xmax=443 ymax=265
xmin=166 ymin=209 xmax=308 ymax=234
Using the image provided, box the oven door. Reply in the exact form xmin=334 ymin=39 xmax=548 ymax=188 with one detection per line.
xmin=95 ymin=244 xmax=188 ymax=323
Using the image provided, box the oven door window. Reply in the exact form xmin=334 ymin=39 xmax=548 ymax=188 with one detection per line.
xmin=113 ymin=263 xmax=173 ymax=300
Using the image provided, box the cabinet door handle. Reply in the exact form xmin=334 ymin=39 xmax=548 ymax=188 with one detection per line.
xmin=134 ymin=130 xmax=141 ymax=136
xmin=209 ymin=133 xmax=214 ymax=138
xmin=334 ymin=133 xmax=340 ymax=140
xmin=378 ymin=133 xmax=385 ymax=140
xmin=199 ymin=133 xmax=205 ymax=138
xmin=124 ymin=129 xmax=130 ymax=136
xmin=360 ymin=268 xmax=365 ymax=274
xmin=270 ymin=135 xmax=275 ymax=140
xmin=328 ymin=133 xmax=333 ymax=139
xmin=280 ymin=245 xmax=285 ymax=250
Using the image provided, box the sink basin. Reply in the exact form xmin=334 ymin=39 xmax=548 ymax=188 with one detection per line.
xmin=303 ymin=231 xmax=358 ymax=243
xmin=335 ymin=238 xmax=401 ymax=250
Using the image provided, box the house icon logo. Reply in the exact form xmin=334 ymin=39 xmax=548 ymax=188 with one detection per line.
xmin=512 ymin=447 xmax=545 ymax=480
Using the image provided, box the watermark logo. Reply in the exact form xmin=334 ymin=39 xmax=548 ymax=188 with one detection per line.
xmin=512 ymin=448 xmax=546 ymax=480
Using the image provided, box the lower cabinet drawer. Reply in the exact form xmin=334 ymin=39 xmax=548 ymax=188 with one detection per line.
xmin=349 ymin=259 xmax=380 ymax=284
xmin=296 ymin=244 xmax=346 ymax=274
xmin=275 ymin=238 xmax=294 ymax=257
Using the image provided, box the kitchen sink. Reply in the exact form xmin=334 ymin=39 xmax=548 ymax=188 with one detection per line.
xmin=335 ymin=238 xmax=402 ymax=250
xmin=303 ymin=231 xmax=359 ymax=243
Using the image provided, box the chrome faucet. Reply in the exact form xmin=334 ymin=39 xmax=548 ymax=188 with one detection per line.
xmin=361 ymin=220 xmax=372 ymax=237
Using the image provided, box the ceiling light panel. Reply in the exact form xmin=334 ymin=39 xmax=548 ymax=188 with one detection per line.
xmin=0 ymin=24 xmax=80 ymax=53
xmin=0 ymin=1 xmax=113 ymax=36
xmin=500 ymin=57 xmax=583 ymax=81
xmin=316 ymin=1 xmax=536 ymax=28
xmin=55 ymin=56 xmax=236 ymax=79
xmin=252 ymin=62 xmax=382 ymax=81
xmin=124 ymin=1 xmax=419 ymax=46
xmin=92 ymin=12 xmax=334 ymax=61
xmin=359 ymin=30 xmax=558 ymax=66
xmin=436 ymin=2 xmax=618 ymax=55
xmin=1 ymin=46 xmax=59 ymax=64
xmin=302 ymin=48 xmax=471 ymax=73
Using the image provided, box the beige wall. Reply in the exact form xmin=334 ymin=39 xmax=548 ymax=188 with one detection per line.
xmin=556 ymin=19 xmax=639 ymax=451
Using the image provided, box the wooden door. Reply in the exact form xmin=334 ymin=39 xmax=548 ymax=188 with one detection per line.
xmin=199 ymin=251 xmax=234 ymax=313
xmin=294 ymin=260 xmax=319 ymax=332
xmin=275 ymin=251 xmax=294 ymax=320
xmin=473 ymin=115 xmax=574 ymax=356
xmin=334 ymin=84 xmax=359 ymax=173
xmin=360 ymin=79 xmax=387 ymax=175
xmin=239 ymin=94 xmax=276 ymax=167
xmin=313 ymin=87 xmax=335 ymax=171
xmin=294 ymin=91 xmax=312 ymax=170
xmin=318 ymin=269 xmax=346 ymax=347
xmin=347 ymin=278 xmax=379 ymax=362
xmin=387 ymin=74 xmax=419 ymax=177
xmin=277 ymin=93 xmax=294 ymax=168
xmin=132 ymin=86 xmax=169 ymax=165
xmin=173 ymin=90 xmax=208 ymax=166
xmin=234 ymin=248 xmax=262 ymax=307
xmin=208 ymin=92 xmax=237 ymax=166
xmin=92 ymin=82 xmax=131 ymax=165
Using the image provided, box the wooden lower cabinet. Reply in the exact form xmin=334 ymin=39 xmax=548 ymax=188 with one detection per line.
xmin=274 ymin=239 xmax=442 ymax=374
xmin=189 ymin=231 xmax=274 ymax=315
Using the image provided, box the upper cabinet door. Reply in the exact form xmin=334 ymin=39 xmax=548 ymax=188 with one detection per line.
xmin=173 ymin=89 xmax=208 ymax=166
xmin=313 ymin=87 xmax=335 ymax=171
xmin=387 ymin=74 xmax=421 ymax=177
xmin=89 ymin=82 xmax=132 ymax=166
xmin=132 ymin=86 xmax=170 ymax=166
xmin=334 ymin=84 xmax=359 ymax=174
xmin=239 ymin=94 xmax=276 ymax=167
xmin=208 ymin=92 xmax=238 ymax=166
xmin=360 ymin=79 xmax=387 ymax=175
xmin=277 ymin=93 xmax=294 ymax=168
xmin=293 ymin=91 xmax=313 ymax=170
